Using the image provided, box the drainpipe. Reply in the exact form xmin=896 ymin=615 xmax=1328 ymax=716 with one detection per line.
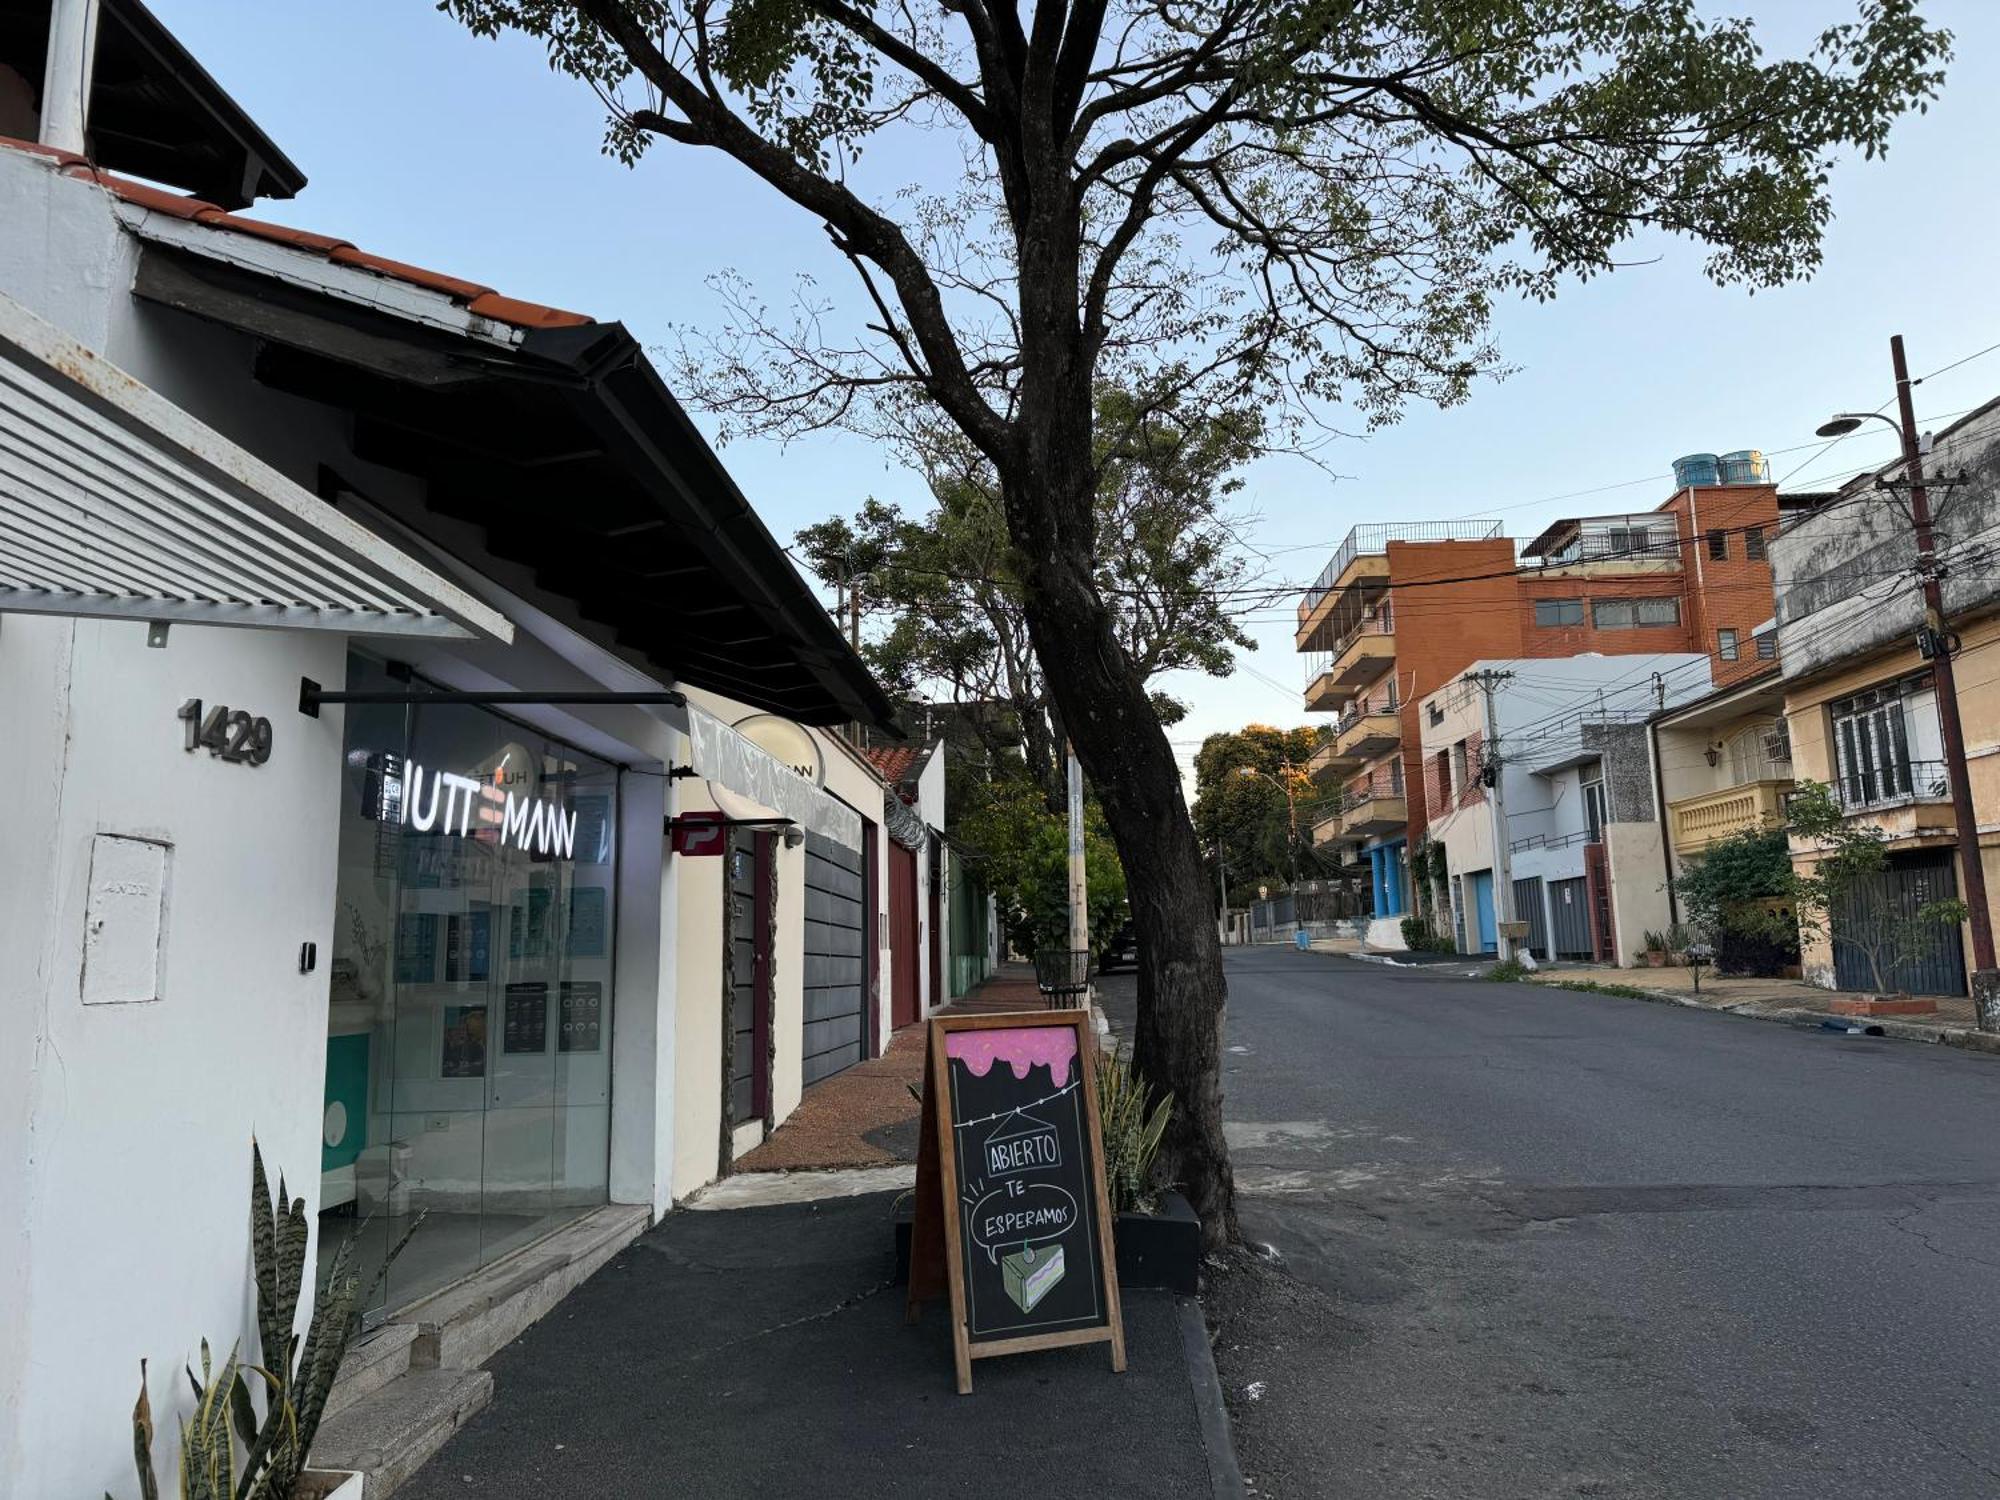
xmin=38 ymin=0 xmax=101 ymax=155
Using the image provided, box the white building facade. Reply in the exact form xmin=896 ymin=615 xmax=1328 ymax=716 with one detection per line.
xmin=1419 ymin=654 xmax=1710 ymax=963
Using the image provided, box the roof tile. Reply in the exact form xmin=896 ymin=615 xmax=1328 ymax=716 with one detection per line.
xmin=4 ymin=136 xmax=601 ymax=334
xmin=328 ymin=248 xmax=491 ymax=302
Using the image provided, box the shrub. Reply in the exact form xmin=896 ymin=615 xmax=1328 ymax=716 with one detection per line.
xmin=1094 ymin=1046 xmax=1174 ymax=1214
xmin=1486 ymin=958 xmax=1530 ymax=982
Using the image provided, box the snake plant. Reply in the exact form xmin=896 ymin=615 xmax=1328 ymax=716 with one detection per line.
xmin=1093 ymin=1046 xmax=1174 ymax=1214
xmin=118 ymin=1142 xmax=419 ymax=1499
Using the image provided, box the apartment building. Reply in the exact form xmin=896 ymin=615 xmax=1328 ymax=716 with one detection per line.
xmin=1770 ymin=397 xmax=2000 ymax=998
xmin=1298 ymin=453 xmax=1813 ymax=941
xmin=1420 ymin=655 xmax=1709 ymax=961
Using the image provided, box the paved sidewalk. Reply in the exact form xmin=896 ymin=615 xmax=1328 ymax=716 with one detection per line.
xmin=1526 ymin=962 xmax=1997 ymax=1052
xmin=397 ymin=1187 xmax=1221 ymax=1500
xmin=738 ymin=965 xmax=1047 ymax=1172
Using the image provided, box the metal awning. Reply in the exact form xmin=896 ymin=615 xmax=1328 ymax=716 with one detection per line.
xmin=0 ymin=289 xmax=512 ymax=641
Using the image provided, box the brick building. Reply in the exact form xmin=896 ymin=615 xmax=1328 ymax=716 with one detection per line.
xmin=1298 ymin=455 xmax=1828 ymax=934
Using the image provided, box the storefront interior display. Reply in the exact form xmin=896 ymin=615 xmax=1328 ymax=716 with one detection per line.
xmin=321 ymin=655 xmax=617 ymax=1314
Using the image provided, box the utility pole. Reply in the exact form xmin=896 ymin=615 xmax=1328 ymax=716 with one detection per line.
xmin=1466 ymin=669 xmax=1518 ymax=964
xmin=1215 ymin=840 xmax=1229 ymax=945
xmin=1891 ymin=335 xmax=1997 ymax=1023
xmin=1066 ymin=740 xmax=1089 ymax=960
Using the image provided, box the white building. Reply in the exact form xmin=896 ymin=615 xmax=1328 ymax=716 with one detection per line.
xmin=0 ymin=8 xmax=946 ymax=1493
xmin=1418 ymin=654 xmax=1710 ymax=962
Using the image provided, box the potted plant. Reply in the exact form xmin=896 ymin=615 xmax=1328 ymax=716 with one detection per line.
xmin=892 ymin=1046 xmax=1199 ymax=1294
xmin=113 ymin=1144 xmax=416 ymax=1500
xmin=1642 ymin=930 xmax=1669 ymax=967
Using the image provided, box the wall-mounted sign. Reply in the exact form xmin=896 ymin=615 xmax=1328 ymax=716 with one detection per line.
xmin=906 ymin=1011 xmax=1126 ymax=1394
xmin=672 ymin=810 xmax=729 ymax=857
xmin=732 ymin=713 xmax=825 ymax=788
xmin=399 ymin=759 xmax=580 ymax=859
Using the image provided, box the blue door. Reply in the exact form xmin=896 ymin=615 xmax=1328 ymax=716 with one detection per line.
xmin=1468 ymin=872 xmax=1497 ymax=953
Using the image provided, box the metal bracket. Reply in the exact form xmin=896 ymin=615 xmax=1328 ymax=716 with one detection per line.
xmin=299 ymin=676 xmax=686 ymax=718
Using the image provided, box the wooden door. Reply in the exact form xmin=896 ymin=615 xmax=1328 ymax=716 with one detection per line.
xmin=727 ymin=829 xmax=773 ymax=1124
xmin=889 ymin=841 xmax=920 ymax=1030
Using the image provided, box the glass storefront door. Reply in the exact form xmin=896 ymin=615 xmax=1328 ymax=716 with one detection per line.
xmin=320 ymin=655 xmax=617 ymax=1315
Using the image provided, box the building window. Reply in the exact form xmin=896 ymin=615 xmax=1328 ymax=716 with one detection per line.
xmin=1534 ymin=597 xmax=1585 ymax=626
xmin=1745 ymin=526 xmax=1767 ymax=561
xmin=1708 ymin=528 xmax=1728 ymax=560
xmin=1718 ymin=628 xmax=1739 ymax=661
xmin=1426 ymin=700 xmax=1443 ymax=727
xmin=1756 ymin=631 xmax=1778 ymax=660
xmin=1451 ymin=739 xmax=1469 ymax=796
xmin=1829 ymin=677 xmax=1941 ymax=809
xmin=1581 ymin=771 xmax=1607 ymax=842
xmin=1592 ymin=597 xmax=1681 ymax=629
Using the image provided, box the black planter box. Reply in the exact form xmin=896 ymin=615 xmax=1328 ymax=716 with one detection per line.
xmin=894 ymin=1189 xmax=1201 ymax=1294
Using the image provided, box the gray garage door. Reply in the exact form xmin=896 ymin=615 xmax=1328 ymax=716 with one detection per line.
xmin=1831 ymin=849 xmax=1966 ymax=996
xmin=1512 ymin=876 xmax=1550 ymax=960
xmin=1548 ymin=877 xmax=1594 ymax=959
xmin=802 ymin=831 xmax=867 ymax=1085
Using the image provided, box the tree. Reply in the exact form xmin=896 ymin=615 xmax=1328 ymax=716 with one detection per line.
xmin=442 ymin=0 xmax=1952 ymax=1248
xmin=1787 ymin=780 xmax=1968 ymax=995
xmin=1674 ymin=826 xmax=1801 ymax=976
xmin=957 ymin=773 xmax=1129 ymax=957
xmin=1191 ymin=724 xmax=1322 ymax=905
xmin=794 ymin=386 xmax=1259 ymax=809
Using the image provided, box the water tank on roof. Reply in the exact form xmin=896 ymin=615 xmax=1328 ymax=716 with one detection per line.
xmin=1718 ymin=449 xmax=1769 ymax=484
xmin=1672 ymin=453 xmax=1721 ymax=488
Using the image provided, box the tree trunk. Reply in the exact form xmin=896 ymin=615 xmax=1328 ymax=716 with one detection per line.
xmin=1002 ymin=462 xmax=1238 ymax=1251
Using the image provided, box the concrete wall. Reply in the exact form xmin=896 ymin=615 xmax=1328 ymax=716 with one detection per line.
xmin=1774 ymin=402 xmax=2000 ymax=683
xmin=0 ymin=615 xmax=348 ymax=1499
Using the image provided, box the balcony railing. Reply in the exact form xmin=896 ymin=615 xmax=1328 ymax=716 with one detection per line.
xmin=1668 ymin=779 xmax=1792 ymax=854
xmin=1508 ymin=828 xmax=1595 ymax=854
xmin=1330 ymin=608 xmax=1396 ymax=660
xmin=1837 ymin=758 xmax=1950 ymax=814
xmin=1299 ymin=520 xmax=1504 ymax=622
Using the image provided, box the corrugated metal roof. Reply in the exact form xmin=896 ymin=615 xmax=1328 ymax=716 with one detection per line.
xmin=0 ymin=287 xmax=512 ymax=640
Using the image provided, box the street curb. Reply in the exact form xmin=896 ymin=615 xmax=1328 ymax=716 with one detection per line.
xmin=1523 ymin=978 xmax=2000 ymax=1058
xmin=1177 ymin=1294 xmax=1246 ymax=1500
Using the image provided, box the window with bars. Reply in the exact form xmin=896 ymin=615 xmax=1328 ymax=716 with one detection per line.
xmin=1592 ymin=597 xmax=1681 ymax=629
xmin=1830 ymin=680 xmax=1918 ymax=808
xmin=1708 ymin=529 xmax=1728 ymax=560
xmin=1718 ymin=628 xmax=1739 ymax=661
xmin=1756 ymin=631 xmax=1778 ymax=660
xmin=1745 ymin=526 xmax=1767 ymax=561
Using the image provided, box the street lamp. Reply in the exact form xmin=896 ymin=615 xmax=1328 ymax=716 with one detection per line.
xmin=1817 ymin=339 xmax=1997 ymax=1028
xmin=1236 ymin=764 xmax=1302 ymax=890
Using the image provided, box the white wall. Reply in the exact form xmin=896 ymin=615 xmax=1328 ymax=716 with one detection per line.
xmin=1 ymin=615 xmax=348 ymax=1499
xmin=915 ymin=742 xmax=948 ymax=1017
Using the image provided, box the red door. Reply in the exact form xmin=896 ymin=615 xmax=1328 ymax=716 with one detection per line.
xmin=889 ymin=841 xmax=920 ymax=1030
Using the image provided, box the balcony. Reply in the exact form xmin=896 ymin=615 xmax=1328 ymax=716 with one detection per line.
xmin=1308 ymin=738 xmax=1359 ymax=783
xmin=1335 ymin=708 xmax=1401 ymax=761
xmin=1339 ymin=769 xmax=1407 ymax=838
xmin=1295 ymin=519 xmax=1502 ymax=649
xmin=1836 ymin=759 xmax=1951 ymax=816
xmin=1304 ymin=664 xmax=1345 ymax=713
xmin=1669 ymin=779 xmax=1793 ymax=855
xmin=1327 ymin=613 xmax=1396 ymax=693
xmin=1311 ymin=811 xmax=1347 ymax=847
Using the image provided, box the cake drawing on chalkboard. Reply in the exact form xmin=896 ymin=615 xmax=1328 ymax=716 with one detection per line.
xmin=1001 ymin=1242 xmax=1065 ymax=1313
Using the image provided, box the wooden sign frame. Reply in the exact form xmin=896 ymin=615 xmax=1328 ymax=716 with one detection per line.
xmin=906 ymin=1008 xmax=1126 ymax=1394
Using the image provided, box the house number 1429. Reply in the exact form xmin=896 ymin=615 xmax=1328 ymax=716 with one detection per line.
xmin=177 ymin=699 xmax=274 ymax=765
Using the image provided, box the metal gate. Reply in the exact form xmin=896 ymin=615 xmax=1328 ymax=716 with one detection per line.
xmin=889 ymin=840 xmax=919 ymax=1030
xmin=802 ymin=831 xmax=867 ymax=1085
xmin=1548 ymin=877 xmax=1594 ymax=959
xmin=1512 ymin=875 xmax=1549 ymax=960
xmin=727 ymin=828 xmax=772 ymax=1124
xmin=1831 ymin=850 xmax=1967 ymax=996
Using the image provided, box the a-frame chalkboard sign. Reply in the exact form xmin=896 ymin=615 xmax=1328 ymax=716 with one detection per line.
xmin=906 ymin=1009 xmax=1126 ymax=1393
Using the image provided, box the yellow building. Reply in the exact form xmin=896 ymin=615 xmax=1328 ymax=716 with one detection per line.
xmin=1768 ymin=398 xmax=2000 ymax=998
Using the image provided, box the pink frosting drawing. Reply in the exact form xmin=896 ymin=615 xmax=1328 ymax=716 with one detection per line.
xmin=946 ymin=1026 xmax=1078 ymax=1082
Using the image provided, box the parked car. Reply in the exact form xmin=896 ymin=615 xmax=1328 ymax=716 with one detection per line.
xmin=1098 ymin=917 xmax=1139 ymax=972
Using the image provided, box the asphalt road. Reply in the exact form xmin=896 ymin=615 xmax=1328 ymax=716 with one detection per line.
xmin=1183 ymin=947 xmax=2000 ymax=1500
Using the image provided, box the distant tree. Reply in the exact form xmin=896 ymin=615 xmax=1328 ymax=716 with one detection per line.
xmin=955 ymin=773 xmax=1128 ymax=959
xmin=1192 ymin=725 xmax=1322 ymax=904
xmin=443 ymin=0 xmax=1952 ymax=1247
xmin=794 ymin=387 xmax=1258 ymax=809
xmin=1787 ymin=781 xmax=1967 ymax=995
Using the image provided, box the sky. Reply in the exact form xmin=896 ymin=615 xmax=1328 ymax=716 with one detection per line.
xmin=148 ymin=0 xmax=2000 ymax=792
